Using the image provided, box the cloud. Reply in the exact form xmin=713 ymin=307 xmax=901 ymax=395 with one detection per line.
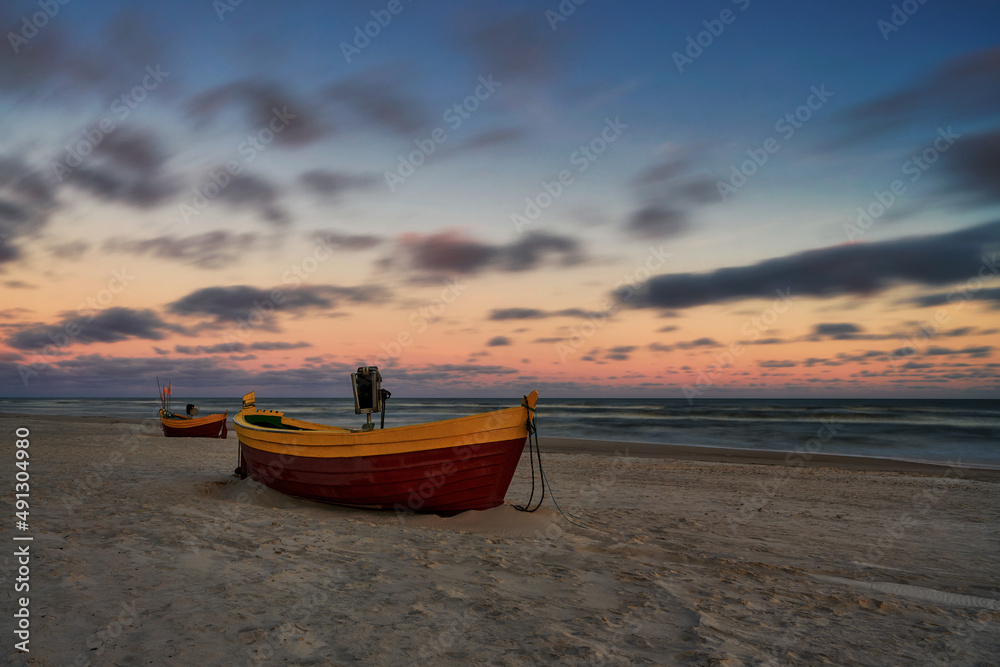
xmin=623 ymin=157 xmax=718 ymax=239
xmin=489 ymin=308 xmax=547 ymax=320
xmin=0 ymin=155 xmax=60 ymax=262
xmin=503 ymin=232 xmax=584 ymax=271
xmin=6 ymin=307 xmax=174 ymax=350
xmin=167 ymin=284 xmax=390 ymax=325
xmin=618 ymin=220 xmax=1000 ymax=310
xmin=840 ymin=46 xmax=1000 ymax=141
xmin=104 ymin=231 xmax=259 ymax=269
xmin=174 ymin=341 xmax=311 ymax=355
xmin=95 ymin=127 xmax=168 ymax=172
xmin=909 ymin=286 xmax=1000 ymax=309
xmin=308 ymin=230 xmax=383 ymax=252
xmin=605 ymin=345 xmax=637 ymax=361
xmin=0 ymin=307 xmax=32 ymax=320
xmin=393 ymin=230 xmax=584 ymax=275
xmin=675 ymin=337 xmax=719 ymax=349
xmin=299 ymin=170 xmax=377 ymax=199
xmin=3 ymin=353 xmax=362 ymax=396
xmin=460 ymin=12 xmax=558 ymax=83
xmin=487 ymin=307 xmax=602 ymax=320
xmin=813 ymin=323 xmax=863 ymax=339
xmin=60 ymin=127 xmax=180 ymax=209
xmin=0 ymin=7 xmax=168 ymax=100
xmin=49 ymin=241 xmax=90 ymax=260
xmin=212 ymin=173 xmax=289 ymax=226
xmin=392 ymin=363 xmax=520 ymax=379
xmin=326 ymin=72 xmax=429 ymax=135
xmin=942 ymin=128 xmax=1000 ymax=207
xmin=632 ymin=157 xmax=717 ymax=205
xmin=645 ymin=338 xmax=719 ymax=353
xmin=758 ymin=360 xmax=797 ymax=368
xmin=923 ymin=345 xmax=994 ymax=358
xmin=625 ymin=206 xmax=688 ymax=239
xmin=748 ymin=337 xmax=784 ymax=345
xmin=448 ymin=128 xmax=527 ymax=154
xmin=487 ymin=336 xmax=511 ymax=346
xmin=187 ymin=80 xmax=331 ymax=147
xmin=64 ymin=165 xmax=178 ymax=209
xmin=397 ymin=230 xmax=496 ymax=274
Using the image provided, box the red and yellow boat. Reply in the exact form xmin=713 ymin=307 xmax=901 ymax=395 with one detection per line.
xmin=160 ymin=409 xmax=229 ymax=438
xmin=233 ymin=388 xmax=537 ymax=513
xmin=157 ymin=380 xmax=228 ymax=438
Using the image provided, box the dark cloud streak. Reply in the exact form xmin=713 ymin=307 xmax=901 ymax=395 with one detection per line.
xmin=619 ymin=220 xmax=1000 ymax=310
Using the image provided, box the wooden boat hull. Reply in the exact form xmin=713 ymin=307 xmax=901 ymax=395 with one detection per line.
xmin=160 ymin=410 xmax=228 ymax=438
xmin=234 ymin=392 xmax=537 ymax=513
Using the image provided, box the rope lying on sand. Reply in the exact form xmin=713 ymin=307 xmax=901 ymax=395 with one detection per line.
xmin=514 ymin=397 xmax=591 ymax=531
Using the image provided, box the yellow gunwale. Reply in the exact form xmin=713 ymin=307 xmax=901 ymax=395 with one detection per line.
xmin=160 ymin=409 xmax=228 ymax=429
xmin=234 ymin=391 xmax=537 ymax=459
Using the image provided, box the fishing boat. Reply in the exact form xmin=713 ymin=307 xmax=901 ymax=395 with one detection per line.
xmin=233 ymin=366 xmax=537 ymax=513
xmin=157 ymin=380 xmax=228 ymax=438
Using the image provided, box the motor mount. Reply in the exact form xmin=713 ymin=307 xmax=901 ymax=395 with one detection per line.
xmin=352 ymin=366 xmax=383 ymax=412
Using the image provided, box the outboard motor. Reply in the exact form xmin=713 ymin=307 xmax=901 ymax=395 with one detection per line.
xmin=351 ymin=366 xmax=389 ymax=430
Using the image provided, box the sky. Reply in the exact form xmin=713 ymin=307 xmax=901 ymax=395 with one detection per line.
xmin=0 ymin=0 xmax=998 ymax=399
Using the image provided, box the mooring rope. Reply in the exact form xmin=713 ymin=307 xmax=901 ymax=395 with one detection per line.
xmin=513 ymin=400 xmax=544 ymax=512
xmin=513 ymin=396 xmax=591 ymax=531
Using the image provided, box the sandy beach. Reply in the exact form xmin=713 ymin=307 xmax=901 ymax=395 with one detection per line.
xmin=3 ymin=414 xmax=998 ymax=666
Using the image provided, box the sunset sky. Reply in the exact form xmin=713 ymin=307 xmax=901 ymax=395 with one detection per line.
xmin=1 ymin=0 xmax=998 ymax=398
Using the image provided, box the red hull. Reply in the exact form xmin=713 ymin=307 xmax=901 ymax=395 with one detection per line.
xmin=162 ymin=417 xmax=228 ymax=438
xmin=239 ymin=437 xmax=526 ymax=513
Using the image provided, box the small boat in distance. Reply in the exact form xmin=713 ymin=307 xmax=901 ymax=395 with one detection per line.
xmin=233 ymin=367 xmax=537 ymax=514
xmin=157 ymin=380 xmax=228 ymax=438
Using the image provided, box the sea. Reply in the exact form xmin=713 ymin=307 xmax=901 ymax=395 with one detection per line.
xmin=1 ymin=397 xmax=998 ymax=468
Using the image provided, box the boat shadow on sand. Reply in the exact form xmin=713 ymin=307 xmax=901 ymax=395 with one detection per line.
xmin=197 ymin=476 xmax=563 ymax=538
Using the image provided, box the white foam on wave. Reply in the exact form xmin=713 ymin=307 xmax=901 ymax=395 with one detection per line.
xmin=812 ymin=575 xmax=1000 ymax=610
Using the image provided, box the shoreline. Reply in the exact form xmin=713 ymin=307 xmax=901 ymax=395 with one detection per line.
xmin=4 ymin=412 xmax=998 ymax=481
xmin=538 ymin=436 xmax=1000 ymax=481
